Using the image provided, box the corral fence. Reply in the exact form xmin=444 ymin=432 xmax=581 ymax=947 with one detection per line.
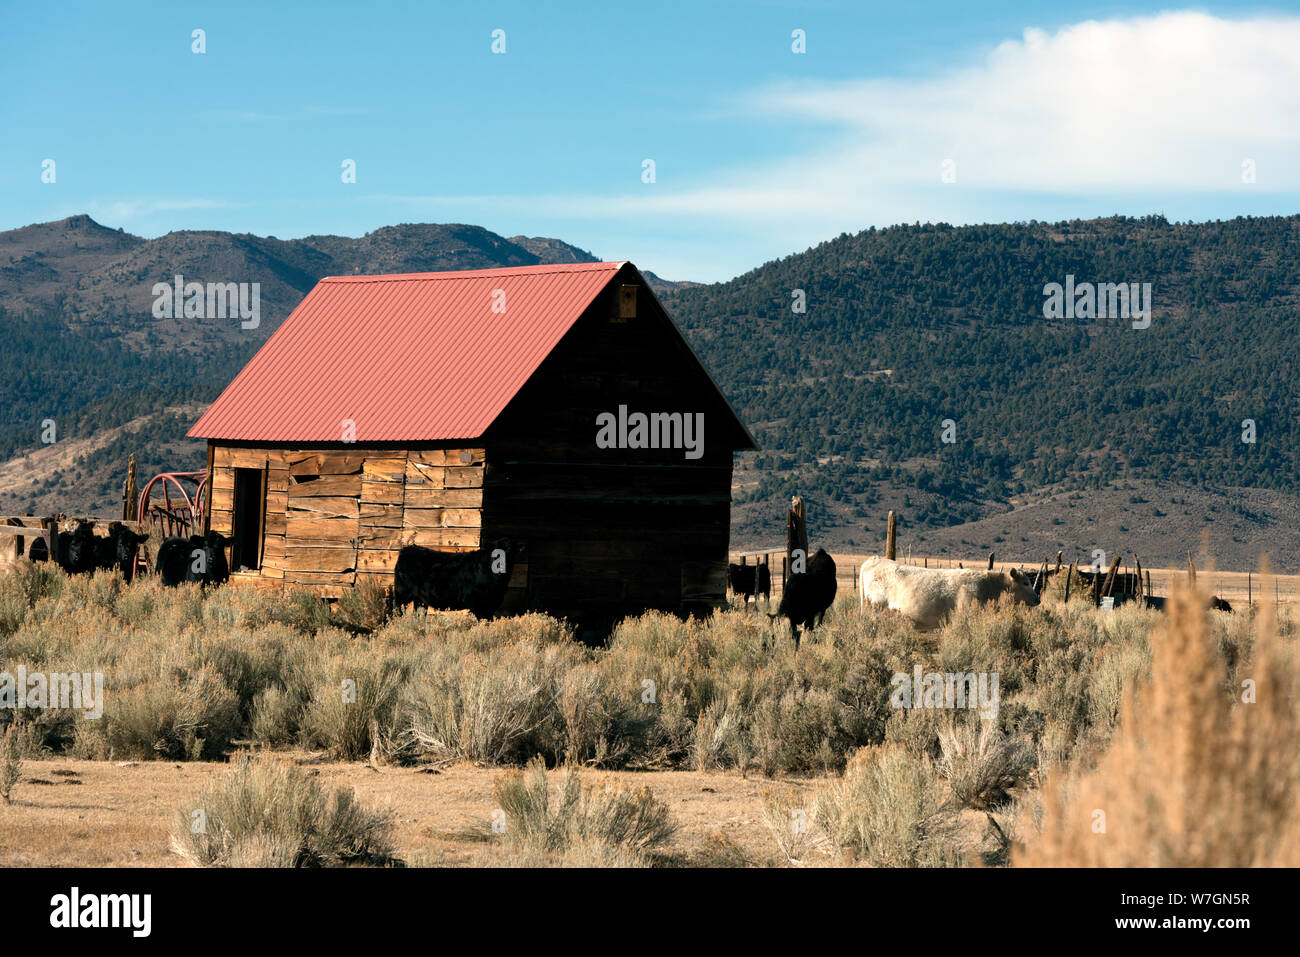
xmin=0 ymin=458 xmax=209 ymax=578
xmin=726 ymin=549 xmax=1300 ymax=608
xmin=0 ymin=517 xmax=61 ymax=568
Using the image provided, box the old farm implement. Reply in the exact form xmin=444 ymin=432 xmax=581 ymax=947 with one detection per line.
xmin=131 ymin=469 xmax=208 ymax=577
xmin=136 ymin=470 xmax=208 ymax=538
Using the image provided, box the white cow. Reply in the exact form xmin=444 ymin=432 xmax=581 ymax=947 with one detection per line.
xmin=860 ymin=557 xmax=1040 ymax=629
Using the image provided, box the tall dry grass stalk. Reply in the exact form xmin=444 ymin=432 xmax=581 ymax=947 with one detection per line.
xmin=1017 ymin=585 xmax=1300 ymax=866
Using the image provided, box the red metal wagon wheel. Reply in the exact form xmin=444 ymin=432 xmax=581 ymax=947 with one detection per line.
xmin=133 ymin=471 xmax=208 ymax=578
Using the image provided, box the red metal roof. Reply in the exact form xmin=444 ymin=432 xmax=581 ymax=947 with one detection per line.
xmin=190 ymin=261 xmax=627 ymax=442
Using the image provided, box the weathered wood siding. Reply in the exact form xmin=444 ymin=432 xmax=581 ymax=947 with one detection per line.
xmin=208 ymin=445 xmax=484 ymax=596
xmin=480 ymin=270 xmax=740 ymax=624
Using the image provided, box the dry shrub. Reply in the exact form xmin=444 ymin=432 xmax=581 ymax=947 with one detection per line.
xmin=761 ymin=787 xmax=823 ymax=863
xmin=1018 ymin=586 xmax=1300 ymax=866
xmin=250 ymin=685 xmax=301 ymax=748
xmin=1 ymin=720 xmax=23 ymax=804
xmin=402 ymin=642 xmax=580 ymax=764
xmin=337 ymin=577 xmax=390 ymax=633
xmin=750 ymin=686 xmax=845 ymax=776
xmin=170 ymin=755 xmax=397 ymax=867
xmin=692 ymin=692 xmax=748 ymax=771
xmin=488 ymin=757 xmax=675 ymax=865
xmin=936 ymin=716 xmax=1034 ymax=810
xmin=300 ymin=649 xmax=410 ymax=760
xmin=269 ymin=588 xmax=333 ymax=635
xmin=1041 ymin=566 xmax=1093 ymax=605
xmin=935 ymin=602 xmax=1034 ymax=695
xmin=884 ymin=706 xmax=945 ymax=759
xmin=815 ymin=745 xmax=963 ymax=866
xmin=557 ymin=663 xmax=646 ymax=767
xmin=15 ymin=549 xmax=1291 ymax=805
xmin=690 ymin=829 xmax=753 ymax=867
xmin=78 ymin=663 xmax=240 ymax=760
xmin=1087 ymin=639 xmax=1151 ymax=734
xmin=0 ymin=561 xmax=63 ymax=638
xmin=598 ymin=612 xmax=709 ymax=765
xmin=6 ymin=560 xmax=65 ymax=606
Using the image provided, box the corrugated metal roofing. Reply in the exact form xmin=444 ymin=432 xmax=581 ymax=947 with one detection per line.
xmin=189 ymin=261 xmax=627 ymax=442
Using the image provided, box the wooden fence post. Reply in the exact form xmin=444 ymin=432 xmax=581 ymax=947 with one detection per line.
xmin=987 ymin=553 xmax=995 ymax=571
xmin=122 ymin=453 xmax=138 ymax=522
xmin=885 ymin=510 xmax=896 ymax=561
xmin=1101 ymin=555 xmax=1121 ymax=599
xmin=45 ymin=516 xmax=59 ymax=567
xmin=787 ymin=496 xmax=808 ymax=575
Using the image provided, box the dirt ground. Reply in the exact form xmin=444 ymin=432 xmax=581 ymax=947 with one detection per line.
xmin=0 ymin=755 xmax=826 ymax=868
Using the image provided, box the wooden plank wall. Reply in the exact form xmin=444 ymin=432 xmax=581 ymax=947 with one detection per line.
xmin=476 ymin=280 xmax=743 ymax=624
xmin=482 ymin=459 xmax=730 ymax=622
xmin=208 ymin=445 xmax=484 ymax=595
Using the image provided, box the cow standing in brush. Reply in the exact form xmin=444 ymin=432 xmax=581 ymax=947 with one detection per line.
xmin=860 ymin=557 xmax=1039 ymax=630
xmin=31 ymin=521 xmax=149 ymax=578
xmin=391 ymin=540 xmax=513 ymax=619
xmin=32 ymin=521 xmax=98 ymax=574
xmin=156 ymin=531 xmax=233 ymax=587
xmin=770 ymin=548 xmax=837 ymax=646
xmin=728 ymin=562 xmax=757 ymax=604
xmin=94 ymin=522 xmax=150 ymax=578
xmin=729 ymin=561 xmax=773 ymax=609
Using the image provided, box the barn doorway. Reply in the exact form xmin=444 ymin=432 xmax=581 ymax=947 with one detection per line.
xmin=231 ymin=467 xmax=266 ymax=571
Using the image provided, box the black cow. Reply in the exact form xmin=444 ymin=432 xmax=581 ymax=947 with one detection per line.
xmin=391 ymin=540 xmax=513 ymax=619
xmin=728 ymin=563 xmax=757 ymax=602
xmin=156 ymin=531 xmax=232 ymax=587
xmin=1140 ymin=594 xmax=1232 ymax=613
xmin=770 ymin=548 xmax=837 ymax=647
xmin=729 ymin=561 xmax=773 ymax=607
xmin=48 ymin=521 xmax=98 ymax=575
xmin=93 ymin=522 xmax=150 ymax=578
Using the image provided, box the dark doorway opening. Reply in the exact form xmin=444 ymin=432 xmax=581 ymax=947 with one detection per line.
xmin=232 ymin=467 xmax=265 ymax=571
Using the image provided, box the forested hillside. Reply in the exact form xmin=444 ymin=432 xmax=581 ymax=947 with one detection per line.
xmin=661 ymin=214 xmax=1300 ymax=547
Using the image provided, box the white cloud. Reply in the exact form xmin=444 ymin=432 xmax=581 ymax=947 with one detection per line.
xmin=386 ymin=10 xmax=1300 ymax=235
xmin=743 ymin=11 xmax=1300 ymax=195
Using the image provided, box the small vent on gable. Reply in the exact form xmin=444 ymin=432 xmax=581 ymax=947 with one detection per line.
xmin=613 ymin=283 xmax=637 ymax=322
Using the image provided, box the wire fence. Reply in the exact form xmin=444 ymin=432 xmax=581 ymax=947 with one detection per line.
xmin=729 ymin=549 xmax=1300 ymax=607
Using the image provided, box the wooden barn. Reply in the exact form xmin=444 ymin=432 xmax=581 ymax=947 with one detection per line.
xmin=189 ymin=261 xmax=755 ymax=627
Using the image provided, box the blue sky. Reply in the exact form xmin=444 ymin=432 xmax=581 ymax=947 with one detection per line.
xmin=3 ymin=1 xmax=1299 ymax=281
